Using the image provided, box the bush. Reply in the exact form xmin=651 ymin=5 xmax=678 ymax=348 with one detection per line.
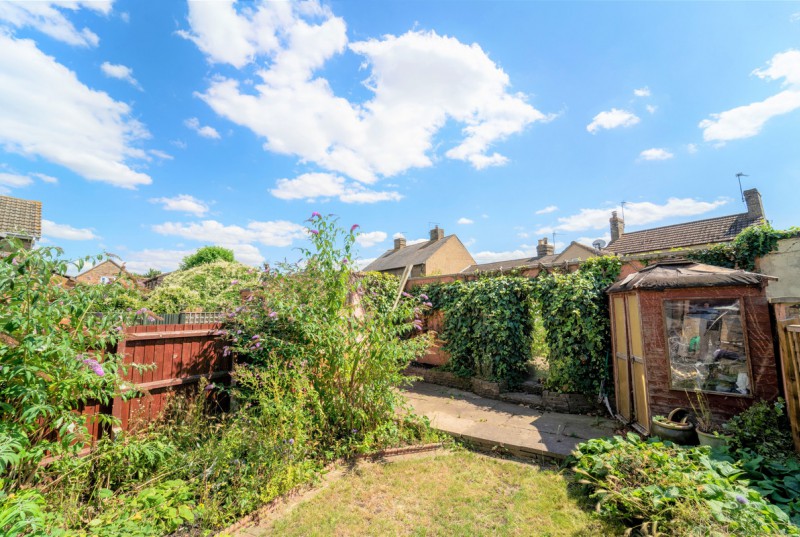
xmin=724 ymin=399 xmax=795 ymax=459
xmin=179 ymin=245 xmax=235 ymax=270
xmin=146 ymin=260 xmax=260 ymax=313
xmin=532 ymin=256 xmax=621 ymax=394
xmin=569 ymin=433 xmax=798 ymax=535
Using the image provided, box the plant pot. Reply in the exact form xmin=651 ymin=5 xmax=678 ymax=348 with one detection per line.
xmin=696 ymin=429 xmax=732 ymax=448
xmin=651 ymin=418 xmax=698 ymax=446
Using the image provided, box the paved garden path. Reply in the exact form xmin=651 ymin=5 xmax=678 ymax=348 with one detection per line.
xmin=402 ymin=381 xmax=620 ymax=461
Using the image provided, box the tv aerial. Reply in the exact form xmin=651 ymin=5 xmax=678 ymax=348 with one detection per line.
xmin=736 ymin=172 xmax=748 ymax=202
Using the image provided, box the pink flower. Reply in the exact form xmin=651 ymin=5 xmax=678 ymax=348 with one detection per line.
xmin=230 ymin=279 xmax=239 ymax=285
xmin=311 ymin=211 xmax=321 ymax=219
xmin=350 ymin=224 xmax=359 ymax=232
xmin=269 ymin=311 xmax=278 ymax=318
xmin=82 ymin=358 xmax=105 ymax=377
xmin=309 ymin=229 xmax=319 ymax=235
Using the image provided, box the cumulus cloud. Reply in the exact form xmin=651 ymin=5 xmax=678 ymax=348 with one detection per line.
xmin=700 ymin=50 xmax=800 ymax=142
xmin=686 ymin=143 xmax=698 ymax=154
xmin=101 ymin=61 xmax=142 ymax=89
xmin=355 ymin=230 xmax=387 ymax=248
xmin=473 ymin=248 xmax=532 ymax=264
xmin=639 ymin=148 xmax=674 ymax=161
xmin=185 ymin=1 xmax=548 ymax=184
xmin=634 ymin=87 xmax=651 ymax=97
xmin=535 ymin=205 xmax=558 ymax=215
xmin=457 ymin=217 xmax=474 ymax=225
xmin=536 ymin=197 xmax=729 ymax=234
xmin=0 ymin=1 xmax=112 ymax=48
xmin=42 ymin=219 xmax=98 ymax=240
xmin=150 ymin=194 xmax=210 ymax=217
xmin=153 ymin=219 xmax=307 ymax=248
xmin=0 ymin=34 xmax=151 ymax=188
xmin=123 ymin=248 xmax=194 ymax=274
xmin=184 ymin=117 xmax=221 ymax=139
xmin=32 ymin=172 xmax=58 ymax=184
xmin=587 ymin=108 xmax=640 ymax=134
xmin=646 ymin=104 xmax=658 ymax=114
xmin=270 ymin=172 xmax=402 ymax=203
xmin=0 ymin=172 xmax=33 ymax=188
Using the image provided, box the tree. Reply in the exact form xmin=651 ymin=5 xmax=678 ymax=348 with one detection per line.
xmin=179 ymin=246 xmax=235 ymax=270
xmin=143 ymin=268 xmax=162 ymax=278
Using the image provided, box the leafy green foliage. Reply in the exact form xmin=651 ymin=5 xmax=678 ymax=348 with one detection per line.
xmin=179 ymin=245 xmax=235 ymax=270
xmin=570 ymin=433 xmax=798 ymax=536
xmin=0 ymin=243 xmax=134 ymax=488
xmin=687 ymin=224 xmax=799 ymax=271
xmin=146 ymin=260 xmax=260 ymax=313
xmin=532 ymin=256 xmax=622 ymax=394
xmin=421 ymin=277 xmax=535 ymax=386
xmin=730 ymin=450 xmax=800 ymax=526
xmin=724 ymin=399 xmax=795 ymax=459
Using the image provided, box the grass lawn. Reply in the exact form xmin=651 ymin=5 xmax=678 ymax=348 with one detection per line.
xmin=252 ymin=449 xmax=620 ymax=536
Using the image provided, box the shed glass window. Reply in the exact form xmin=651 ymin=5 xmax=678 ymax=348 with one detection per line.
xmin=664 ymin=298 xmax=750 ymax=395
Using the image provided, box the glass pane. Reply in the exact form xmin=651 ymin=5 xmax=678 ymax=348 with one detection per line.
xmin=664 ymin=298 xmax=751 ymax=394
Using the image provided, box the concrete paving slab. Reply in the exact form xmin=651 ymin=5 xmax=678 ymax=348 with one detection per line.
xmin=402 ymin=381 xmax=619 ymax=461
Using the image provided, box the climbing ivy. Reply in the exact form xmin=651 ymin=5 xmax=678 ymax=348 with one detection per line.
xmin=686 ymin=223 xmax=799 ymax=272
xmin=420 ymin=277 xmax=535 ymax=387
xmin=531 ymin=256 xmax=622 ymax=395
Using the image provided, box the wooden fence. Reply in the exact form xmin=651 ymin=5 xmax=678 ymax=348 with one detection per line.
xmin=774 ymin=300 xmax=800 ymax=453
xmin=82 ymin=323 xmax=230 ymax=441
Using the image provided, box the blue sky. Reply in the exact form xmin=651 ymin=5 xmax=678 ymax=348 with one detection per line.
xmin=1 ymin=1 xmax=799 ymax=273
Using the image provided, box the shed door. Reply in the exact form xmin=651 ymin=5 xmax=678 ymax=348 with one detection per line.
xmin=612 ymin=296 xmax=631 ymax=421
xmin=626 ymin=294 xmax=650 ymax=433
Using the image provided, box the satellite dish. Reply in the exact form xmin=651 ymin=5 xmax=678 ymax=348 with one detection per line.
xmin=592 ymin=239 xmax=607 ymax=250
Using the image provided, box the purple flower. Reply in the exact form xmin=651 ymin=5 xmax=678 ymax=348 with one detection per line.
xmin=251 ymin=334 xmax=260 ymax=340
xmin=412 ymin=320 xmax=423 ymax=331
xmin=311 ymin=211 xmax=321 ymax=219
xmin=204 ymin=383 xmax=216 ymax=392
xmin=309 ymin=229 xmax=319 ymax=235
xmin=230 ymin=279 xmax=239 ymax=285
xmin=115 ymin=326 xmax=123 ymax=332
xmin=237 ymin=329 xmax=242 ymax=334
xmin=147 ymin=316 xmax=156 ymax=322
xmin=136 ymin=308 xmax=147 ymax=315
xmin=424 ymin=302 xmax=433 ymax=308
xmin=288 ymin=438 xmax=294 ymax=445
xmin=419 ymin=294 xmax=429 ymax=301
xmin=341 ymin=258 xmax=348 ymax=265
xmin=82 ymin=358 xmax=105 ymax=377
xmin=223 ymin=346 xmax=231 ymax=357
xmin=402 ymin=291 xmax=411 ymax=298
xmin=255 ymin=342 xmax=261 ymax=348
xmin=350 ymin=224 xmax=359 ymax=232
xmin=736 ymin=495 xmax=748 ymax=505
xmin=269 ymin=311 xmax=278 ymax=318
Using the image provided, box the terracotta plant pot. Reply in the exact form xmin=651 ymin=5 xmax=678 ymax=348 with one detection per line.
xmin=696 ymin=429 xmax=732 ymax=448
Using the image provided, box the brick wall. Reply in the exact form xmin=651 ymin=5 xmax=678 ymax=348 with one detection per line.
xmin=76 ymin=260 xmax=126 ymax=285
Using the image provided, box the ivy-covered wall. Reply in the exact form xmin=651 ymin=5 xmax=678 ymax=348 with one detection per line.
xmin=686 ymin=224 xmax=799 ymax=272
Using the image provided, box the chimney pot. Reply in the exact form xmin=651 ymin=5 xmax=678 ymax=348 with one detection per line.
xmin=610 ymin=210 xmax=625 ymax=243
xmin=743 ymin=188 xmax=764 ymax=219
xmin=394 ymin=237 xmax=407 ymax=250
xmin=429 ymin=226 xmax=444 ymax=241
xmin=537 ymin=237 xmax=555 ymax=257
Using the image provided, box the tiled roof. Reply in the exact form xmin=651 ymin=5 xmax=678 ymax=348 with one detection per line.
xmin=0 ymin=196 xmax=42 ymax=239
xmin=462 ymin=254 xmax=559 ymax=274
xmin=607 ymin=213 xmax=762 ymax=256
xmin=364 ymin=235 xmax=457 ymax=272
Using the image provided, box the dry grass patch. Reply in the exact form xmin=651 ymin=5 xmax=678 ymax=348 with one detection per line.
xmin=253 ymin=450 xmax=619 ymax=536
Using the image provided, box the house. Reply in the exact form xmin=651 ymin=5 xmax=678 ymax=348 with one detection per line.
xmin=461 ymin=237 xmax=604 ymax=275
xmin=0 ymin=195 xmax=42 ymax=251
xmin=75 ymin=259 xmax=131 ymax=285
xmin=364 ymin=226 xmax=476 ymax=277
xmin=607 ymin=188 xmax=765 ymax=259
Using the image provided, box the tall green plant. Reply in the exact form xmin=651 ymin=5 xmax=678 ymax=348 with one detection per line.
xmin=532 ymin=256 xmax=621 ymax=395
xmin=0 ymin=244 xmax=135 ymax=487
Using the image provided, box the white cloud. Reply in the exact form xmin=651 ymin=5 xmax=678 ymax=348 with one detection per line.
xmin=149 ymin=149 xmax=173 ymax=160
xmin=639 ymin=148 xmax=674 ymax=161
xmin=101 ymin=61 xmax=142 ymax=89
xmin=32 ymin=172 xmax=58 ymax=184
xmin=792 ymin=12 xmax=800 ymax=23
xmin=150 ymin=194 xmax=210 ymax=217
xmin=633 ymin=86 xmax=651 ymax=97
xmin=457 ymin=217 xmax=474 ymax=225
xmin=0 ymin=34 xmax=151 ymax=189
xmin=42 ymin=219 xmax=97 ymax=240
xmin=123 ymin=248 xmax=193 ymax=274
xmin=0 ymin=172 xmax=33 ymax=188
xmin=535 ymin=205 xmax=558 ymax=215
xmin=686 ymin=143 xmax=698 ymax=154
xmin=0 ymin=1 xmax=112 ymax=48
xmin=473 ymin=248 xmax=532 ymax=264
xmin=184 ymin=117 xmax=221 ymax=139
xmin=355 ymin=230 xmax=387 ymax=248
xmin=153 ymin=219 xmax=307 ymax=247
xmin=536 ymin=197 xmax=729 ymax=234
xmin=700 ymin=50 xmax=800 ymax=142
xmin=186 ymin=2 xmax=548 ymax=184
xmin=270 ymin=172 xmax=402 ymax=203
xmin=586 ymin=108 xmax=640 ymax=134
xmin=646 ymin=104 xmax=658 ymax=114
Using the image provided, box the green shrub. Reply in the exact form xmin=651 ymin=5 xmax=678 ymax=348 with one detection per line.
xmin=570 ymin=433 xmax=798 ymax=535
xmin=179 ymin=245 xmax=235 ymax=270
xmin=532 ymin=256 xmax=621 ymax=394
xmin=724 ymin=399 xmax=795 ymax=459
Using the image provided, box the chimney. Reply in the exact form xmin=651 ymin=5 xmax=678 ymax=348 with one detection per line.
xmin=429 ymin=226 xmax=444 ymax=241
xmin=394 ymin=237 xmax=407 ymax=250
xmin=610 ymin=210 xmax=625 ymax=243
xmin=743 ymin=188 xmax=764 ymax=219
xmin=537 ymin=237 xmax=554 ymax=257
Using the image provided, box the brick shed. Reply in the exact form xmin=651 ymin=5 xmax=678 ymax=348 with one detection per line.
xmin=606 ymin=261 xmax=780 ymax=434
